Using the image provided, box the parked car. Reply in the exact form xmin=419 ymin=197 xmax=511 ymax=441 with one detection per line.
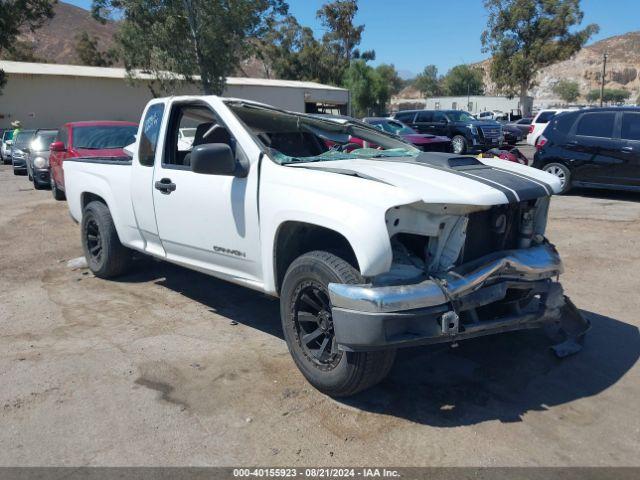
xmin=532 ymin=107 xmax=640 ymax=194
xmin=1 ymin=130 xmax=14 ymax=164
xmin=50 ymin=121 xmax=138 ymax=201
xmin=63 ymin=96 xmax=588 ymax=397
xmin=392 ymin=109 xmax=503 ymax=154
xmin=477 ymin=110 xmax=504 ymax=121
xmin=508 ymin=117 xmax=534 ymax=136
xmin=498 ymin=122 xmax=524 ymax=145
xmin=10 ymin=130 xmax=36 ymax=175
xmin=25 ymin=129 xmax=58 ymax=190
xmin=361 ymin=117 xmax=452 ymax=152
xmin=527 ymin=109 xmax=577 ymax=146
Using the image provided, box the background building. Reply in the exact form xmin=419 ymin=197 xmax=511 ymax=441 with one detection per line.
xmin=423 ymin=95 xmax=533 ymax=116
xmin=0 ymin=61 xmax=349 ymax=130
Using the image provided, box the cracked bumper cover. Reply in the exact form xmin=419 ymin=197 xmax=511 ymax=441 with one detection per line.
xmin=329 ymin=244 xmax=574 ymax=351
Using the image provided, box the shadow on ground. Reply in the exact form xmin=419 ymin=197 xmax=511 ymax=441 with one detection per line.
xmin=118 ymin=260 xmax=639 ymax=427
xmin=567 ymin=188 xmax=640 ymax=202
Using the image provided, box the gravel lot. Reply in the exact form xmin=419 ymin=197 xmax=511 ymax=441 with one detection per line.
xmin=1 ymin=161 xmax=639 ymax=467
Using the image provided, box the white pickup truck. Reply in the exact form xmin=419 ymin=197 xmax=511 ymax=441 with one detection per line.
xmin=64 ymin=96 xmax=589 ymax=397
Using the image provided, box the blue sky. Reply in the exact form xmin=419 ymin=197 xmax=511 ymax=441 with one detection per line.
xmin=66 ymin=0 xmax=640 ymax=78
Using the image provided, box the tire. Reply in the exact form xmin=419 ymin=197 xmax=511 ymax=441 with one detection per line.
xmin=81 ymin=201 xmax=132 ymax=279
xmin=51 ymin=178 xmax=66 ymax=201
xmin=13 ymin=169 xmax=19 ymax=176
xmin=543 ymin=162 xmax=572 ymax=194
xmin=33 ymin=178 xmax=46 ymax=190
xmin=451 ymin=135 xmax=468 ymax=154
xmin=280 ymin=251 xmax=396 ymax=397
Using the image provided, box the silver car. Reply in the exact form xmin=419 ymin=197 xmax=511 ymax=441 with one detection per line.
xmin=26 ymin=129 xmax=58 ymax=190
xmin=10 ymin=130 xmax=36 ymax=175
xmin=1 ymin=130 xmax=14 ymax=164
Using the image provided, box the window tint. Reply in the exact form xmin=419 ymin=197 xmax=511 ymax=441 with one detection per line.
xmin=139 ymin=104 xmax=164 ymax=167
xmin=518 ymin=118 xmax=532 ymax=125
xmin=74 ymin=125 xmax=137 ymax=149
xmin=433 ymin=111 xmax=447 ymax=123
xmin=553 ymin=112 xmax=577 ymax=134
xmin=621 ymin=113 xmax=640 ymax=141
xmin=394 ymin=111 xmax=415 ymax=122
xmin=575 ymin=112 xmax=616 ymax=138
xmin=535 ymin=111 xmax=556 ymax=123
xmin=415 ymin=111 xmax=433 ymax=122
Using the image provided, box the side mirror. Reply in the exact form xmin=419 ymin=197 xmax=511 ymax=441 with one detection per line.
xmin=5 ymin=140 xmax=12 ymax=146
xmin=50 ymin=141 xmax=65 ymax=152
xmin=191 ymin=143 xmax=246 ymax=177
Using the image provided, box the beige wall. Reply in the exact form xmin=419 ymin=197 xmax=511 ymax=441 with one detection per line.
xmin=0 ymin=74 xmax=348 ymax=130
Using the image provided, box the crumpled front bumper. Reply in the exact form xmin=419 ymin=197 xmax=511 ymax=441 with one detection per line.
xmin=329 ymin=244 xmax=583 ymax=351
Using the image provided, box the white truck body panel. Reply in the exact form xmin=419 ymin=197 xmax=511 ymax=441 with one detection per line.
xmin=65 ymin=95 xmax=562 ymax=297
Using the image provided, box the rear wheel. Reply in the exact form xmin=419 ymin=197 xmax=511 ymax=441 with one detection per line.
xmin=280 ymin=251 xmax=396 ymax=397
xmin=51 ymin=178 xmax=66 ymax=201
xmin=81 ymin=201 xmax=132 ymax=278
xmin=452 ymin=135 xmax=468 ymax=154
xmin=543 ymin=162 xmax=571 ymax=194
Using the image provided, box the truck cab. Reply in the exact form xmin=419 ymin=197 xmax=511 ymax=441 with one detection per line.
xmin=63 ymin=96 xmax=587 ymax=397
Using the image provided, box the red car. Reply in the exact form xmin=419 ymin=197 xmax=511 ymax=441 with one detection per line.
xmin=49 ymin=121 xmax=138 ymax=200
xmin=362 ymin=117 xmax=452 ymax=152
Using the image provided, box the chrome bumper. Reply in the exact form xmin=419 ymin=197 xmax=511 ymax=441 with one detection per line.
xmin=328 ymin=244 xmax=576 ymax=351
xmin=329 ymin=244 xmax=563 ymax=314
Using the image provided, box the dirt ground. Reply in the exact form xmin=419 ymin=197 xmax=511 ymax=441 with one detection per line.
xmin=0 ymin=162 xmax=639 ymax=467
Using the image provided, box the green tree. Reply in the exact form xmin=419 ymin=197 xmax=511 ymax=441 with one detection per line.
xmin=552 ymin=80 xmax=580 ymax=103
xmin=316 ymin=0 xmax=374 ymax=84
xmin=0 ymin=40 xmax=43 ymax=62
xmin=0 ymin=0 xmax=55 ymax=93
xmin=256 ymin=16 xmax=334 ymax=84
xmin=93 ymin=0 xmax=288 ymax=95
xmin=481 ymin=0 xmax=598 ymax=116
xmin=75 ymin=31 xmax=118 ymax=67
xmin=586 ymin=88 xmax=630 ymax=104
xmin=343 ymin=60 xmax=377 ymax=117
xmin=441 ymin=64 xmax=484 ymax=96
xmin=375 ymin=63 xmax=403 ymax=96
xmin=413 ymin=65 xmax=442 ymax=98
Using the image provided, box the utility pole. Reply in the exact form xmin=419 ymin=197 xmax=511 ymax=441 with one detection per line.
xmin=600 ymin=52 xmax=608 ymax=107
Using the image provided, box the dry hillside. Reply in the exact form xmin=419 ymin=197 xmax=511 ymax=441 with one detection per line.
xmin=477 ymin=31 xmax=640 ymax=106
xmin=15 ymin=1 xmax=118 ymax=65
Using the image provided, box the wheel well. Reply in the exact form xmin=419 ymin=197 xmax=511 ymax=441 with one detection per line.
xmin=81 ymin=192 xmax=107 ymax=211
xmin=274 ymin=222 xmax=359 ymax=294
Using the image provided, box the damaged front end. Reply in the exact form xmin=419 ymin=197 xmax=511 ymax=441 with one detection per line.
xmin=328 ymin=198 xmax=589 ymax=355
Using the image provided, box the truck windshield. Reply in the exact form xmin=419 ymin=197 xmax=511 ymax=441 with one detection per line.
xmin=227 ymin=102 xmax=419 ymax=164
xmin=73 ymin=125 xmax=137 ymax=149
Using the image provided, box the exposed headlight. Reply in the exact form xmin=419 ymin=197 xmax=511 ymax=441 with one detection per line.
xmin=468 ymin=125 xmax=479 ymax=135
xmin=33 ymin=156 xmax=48 ymax=169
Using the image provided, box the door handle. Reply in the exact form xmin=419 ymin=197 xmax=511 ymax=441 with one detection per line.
xmin=155 ymin=178 xmax=176 ymax=194
xmin=621 ymin=146 xmax=633 ymax=153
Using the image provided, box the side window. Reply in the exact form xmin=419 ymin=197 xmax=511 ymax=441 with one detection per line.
xmin=163 ymin=103 xmax=238 ymax=169
xmin=433 ymin=111 xmax=447 ymax=123
xmin=395 ymin=111 xmax=414 ymax=122
xmin=139 ymin=103 xmax=165 ymax=167
xmin=536 ymin=111 xmax=556 ymax=124
xmin=416 ymin=111 xmax=433 ymax=122
xmin=553 ymin=113 xmax=577 ymax=134
xmin=575 ymin=112 xmax=616 ymax=138
xmin=621 ymin=113 xmax=640 ymax=141
xmin=57 ymin=127 xmax=68 ymax=148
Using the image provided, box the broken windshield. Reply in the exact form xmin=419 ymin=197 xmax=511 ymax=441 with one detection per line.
xmin=227 ymin=102 xmax=420 ymax=165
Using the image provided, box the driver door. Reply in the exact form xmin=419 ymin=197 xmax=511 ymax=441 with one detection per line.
xmin=151 ymin=100 xmax=262 ymax=284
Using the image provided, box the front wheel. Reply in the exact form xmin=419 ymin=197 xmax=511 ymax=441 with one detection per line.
xmin=451 ymin=135 xmax=468 ymax=154
xmin=543 ymin=162 xmax=571 ymax=194
xmin=280 ymin=251 xmax=396 ymax=397
xmin=51 ymin=178 xmax=66 ymax=201
xmin=81 ymin=201 xmax=132 ymax=278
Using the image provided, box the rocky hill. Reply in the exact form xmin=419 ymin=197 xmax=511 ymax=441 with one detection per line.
xmin=477 ymin=31 xmax=640 ymax=106
xmin=12 ymin=1 xmax=118 ymax=65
